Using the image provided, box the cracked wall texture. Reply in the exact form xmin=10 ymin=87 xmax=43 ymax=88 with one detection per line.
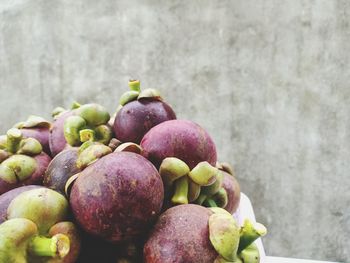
xmin=0 ymin=1 xmax=349 ymax=261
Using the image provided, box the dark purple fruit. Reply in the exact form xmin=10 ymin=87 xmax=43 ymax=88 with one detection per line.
xmin=144 ymin=204 xmax=217 ymax=263
xmin=44 ymin=148 xmax=80 ymax=194
xmin=70 ymin=151 xmax=164 ymax=242
xmin=114 ymin=100 xmax=176 ymax=144
xmin=141 ymin=120 xmax=217 ymax=169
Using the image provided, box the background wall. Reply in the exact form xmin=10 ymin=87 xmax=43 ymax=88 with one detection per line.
xmin=0 ymin=0 xmax=349 ymax=261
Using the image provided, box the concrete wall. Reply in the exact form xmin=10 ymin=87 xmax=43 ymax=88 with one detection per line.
xmin=0 ymin=0 xmax=349 ymax=261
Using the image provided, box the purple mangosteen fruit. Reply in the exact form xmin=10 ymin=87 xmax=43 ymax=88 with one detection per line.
xmin=44 ymin=141 xmax=112 ymax=196
xmin=0 ymin=128 xmax=51 ymax=195
xmin=144 ymin=204 xmax=218 ymax=263
xmin=49 ymin=102 xmax=112 ymax=157
xmin=144 ymin=205 xmax=267 ymax=263
xmin=69 ymin=151 xmax=164 ymax=243
xmin=14 ymin=115 xmax=52 ymax=155
xmin=44 ymin=148 xmax=81 ymax=194
xmin=113 ymin=80 xmax=176 ymax=144
xmin=141 ymin=119 xmax=217 ymax=169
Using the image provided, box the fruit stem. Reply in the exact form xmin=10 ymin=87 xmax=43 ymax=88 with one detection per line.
xmin=128 ymin=79 xmax=141 ymax=92
xmin=171 ymin=176 xmax=189 ymax=204
xmin=204 ymin=198 xmax=218 ymax=207
xmin=79 ymin=129 xmax=96 ymax=143
xmin=29 ymin=234 xmax=70 ymax=258
xmin=6 ymin=128 xmax=22 ymax=153
xmin=238 ymin=220 xmax=267 ymax=253
xmin=195 ymin=194 xmax=207 ymax=205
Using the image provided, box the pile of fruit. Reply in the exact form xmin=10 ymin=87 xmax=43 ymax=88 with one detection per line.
xmin=0 ymin=80 xmax=266 ymax=263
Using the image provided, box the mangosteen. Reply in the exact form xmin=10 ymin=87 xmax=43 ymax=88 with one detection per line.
xmin=44 ymin=142 xmax=112 ymax=196
xmin=14 ymin=115 xmax=52 ymax=156
xmin=0 ymin=128 xmax=51 ymax=195
xmin=144 ymin=205 xmax=267 ymax=263
xmin=113 ymin=80 xmax=176 ymax=144
xmin=69 ymin=151 xmax=164 ymax=243
xmin=141 ymin=119 xmax=217 ymax=169
xmin=49 ymin=102 xmax=113 ymax=156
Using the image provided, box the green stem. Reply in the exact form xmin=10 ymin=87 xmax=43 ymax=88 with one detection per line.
xmin=6 ymin=128 xmax=23 ymax=153
xmin=29 ymin=234 xmax=70 ymax=258
xmin=128 ymin=79 xmax=141 ymax=92
xmin=238 ymin=220 xmax=267 ymax=253
xmin=79 ymin=129 xmax=96 ymax=143
xmin=171 ymin=176 xmax=189 ymax=204
xmin=195 ymin=194 xmax=207 ymax=205
xmin=204 ymin=198 xmax=218 ymax=207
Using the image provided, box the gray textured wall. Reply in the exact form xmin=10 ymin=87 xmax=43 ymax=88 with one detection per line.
xmin=0 ymin=0 xmax=349 ymax=261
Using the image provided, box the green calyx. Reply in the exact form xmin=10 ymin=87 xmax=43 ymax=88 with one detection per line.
xmin=0 ymin=155 xmax=37 ymax=183
xmin=209 ymin=211 xmax=240 ymax=261
xmin=158 ymin=158 xmax=228 ymax=207
xmin=64 ymin=116 xmax=87 ymax=146
xmin=201 ymin=171 xmax=223 ymax=196
xmin=17 ymin=138 xmax=43 ymax=155
xmin=159 ymin=157 xmax=190 ymax=186
xmin=118 ymin=80 xmax=162 ymax=108
xmin=120 ymin=91 xmax=140 ymax=106
xmin=237 ymin=220 xmax=267 ymax=253
xmin=188 ymin=161 xmax=219 ymax=186
xmin=0 ymin=128 xmax=43 ymax=183
xmin=71 ymin=101 xmax=81 ymax=110
xmin=14 ymin=115 xmax=51 ymax=129
xmin=76 ymin=104 xmax=110 ymax=126
xmin=76 ymin=142 xmax=112 ymax=169
xmin=0 ymin=218 xmax=70 ymax=262
xmin=7 ymin=188 xmax=69 ymax=235
xmin=63 ymin=103 xmax=112 ymax=147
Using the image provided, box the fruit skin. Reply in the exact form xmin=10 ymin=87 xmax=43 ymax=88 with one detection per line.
xmin=222 ymin=171 xmax=241 ymax=214
xmin=70 ymin=151 xmax=164 ymax=242
xmin=21 ymin=127 xmax=51 ymax=156
xmin=49 ymin=111 xmax=74 ymax=157
xmin=0 ymin=152 xmax=52 ymax=195
xmin=44 ymin=148 xmax=81 ymax=194
xmin=144 ymin=204 xmax=217 ymax=263
xmin=114 ymin=99 xmax=176 ymax=144
xmin=141 ymin=120 xmax=217 ymax=169
xmin=0 ymin=185 xmax=42 ymax=224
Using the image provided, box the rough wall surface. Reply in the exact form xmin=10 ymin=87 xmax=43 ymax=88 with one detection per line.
xmin=0 ymin=1 xmax=349 ymax=261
